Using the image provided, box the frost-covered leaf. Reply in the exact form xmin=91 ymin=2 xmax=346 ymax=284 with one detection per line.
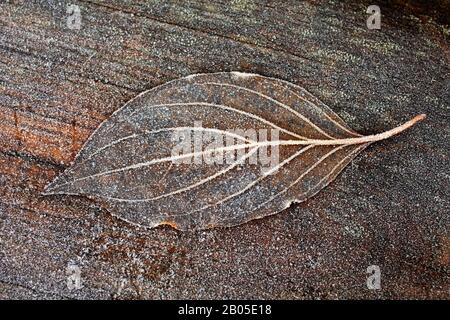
xmin=43 ymin=72 xmax=425 ymax=230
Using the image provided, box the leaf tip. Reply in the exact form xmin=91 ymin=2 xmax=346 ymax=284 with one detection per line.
xmin=41 ymin=175 xmax=66 ymax=196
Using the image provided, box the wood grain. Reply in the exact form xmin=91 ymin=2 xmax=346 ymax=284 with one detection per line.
xmin=0 ymin=0 xmax=448 ymax=299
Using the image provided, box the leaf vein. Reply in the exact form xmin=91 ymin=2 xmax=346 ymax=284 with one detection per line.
xmin=204 ymin=82 xmax=339 ymax=140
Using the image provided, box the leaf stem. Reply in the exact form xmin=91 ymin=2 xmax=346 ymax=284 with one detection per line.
xmin=269 ymin=114 xmax=426 ymax=146
xmin=323 ymin=114 xmax=426 ymax=145
xmin=264 ymin=114 xmax=426 ymax=146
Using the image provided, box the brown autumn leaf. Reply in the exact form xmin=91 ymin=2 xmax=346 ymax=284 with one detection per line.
xmin=43 ymin=72 xmax=425 ymax=230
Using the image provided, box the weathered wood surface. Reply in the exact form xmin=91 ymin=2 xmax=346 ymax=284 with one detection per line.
xmin=0 ymin=0 xmax=448 ymax=299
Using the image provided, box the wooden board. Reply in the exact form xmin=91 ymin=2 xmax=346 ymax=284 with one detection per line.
xmin=0 ymin=0 xmax=448 ymax=299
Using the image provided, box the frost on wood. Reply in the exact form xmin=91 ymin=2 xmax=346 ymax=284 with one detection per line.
xmin=43 ymin=72 xmax=425 ymax=230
